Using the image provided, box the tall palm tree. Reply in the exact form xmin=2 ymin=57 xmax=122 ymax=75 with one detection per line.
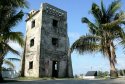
xmin=71 ymin=0 xmax=125 ymax=78
xmin=0 ymin=0 xmax=28 ymax=81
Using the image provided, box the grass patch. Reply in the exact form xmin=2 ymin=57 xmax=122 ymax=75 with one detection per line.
xmin=17 ymin=77 xmax=78 ymax=81
xmin=17 ymin=77 xmax=50 ymax=80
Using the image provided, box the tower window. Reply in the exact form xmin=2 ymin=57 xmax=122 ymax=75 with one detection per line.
xmin=52 ymin=38 xmax=58 ymax=47
xmin=31 ymin=20 xmax=35 ymax=28
xmin=29 ymin=61 xmax=33 ymax=69
xmin=52 ymin=19 xmax=58 ymax=27
xmin=30 ymin=39 xmax=34 ymax=47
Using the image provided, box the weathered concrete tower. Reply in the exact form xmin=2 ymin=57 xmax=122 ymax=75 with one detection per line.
xmin=24 ymin=3 xmax=73 ymax=78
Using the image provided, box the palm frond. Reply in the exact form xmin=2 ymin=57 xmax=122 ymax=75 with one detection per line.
xmin=102 ymin=13 xmax=125 ymax=28
xmin=4 ymin=32 xmax=24 ymax=47
xmin=121 ymin=21 xmax=125 ymax=25
xmin=6 ymin=58 xmax=21 ymax=62
xmin=99 ymin=37 xmax=109 ymax=57
xmin=2 ymin=42 xmax=19 ymax=55
xmin=91 ymin=3 xmax=103 ymax=23
xmin=119 ymin=32 xmax=125 ymax=47
xmin=101 ymin=0 xmax=106 ymax=17
xmin=71 ymin=35 xmax=101 ymax=54
xmin=107 ymin=0 xmax=121 ymax=18
xmin=11 ymin=0 xmax=29 ymax=8
xmin=3 ymin=10 xmax=24 ymax=32
xmin=0 ymin=0 xmax=29 ymax=8
xmin=112 ymin=26 xmax=125 ymax=38
xmin=82 ymin=17 xmax=98 ymax=34
xmin=3 ymin=59 xmax=15 ymax=68
xmin=0 ymin=8 xmax=12 ymax=33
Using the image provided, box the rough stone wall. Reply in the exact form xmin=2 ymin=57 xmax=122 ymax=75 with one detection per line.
xmin=24 ymin=3 xmax=73 ymax=78
xmin=39 ymin=3 xmax=72 ymax=78
xmin=24 ymin=10 xmax=42 ymax=77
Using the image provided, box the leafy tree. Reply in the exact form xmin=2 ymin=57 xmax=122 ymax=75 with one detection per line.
xmin=71 ymin=0 xmax=125 ymax=78
xmin=117 ymin=69 xmax=125 ymax=76
xmin=0 ymin=0 xmax=28 ymax=81
xmin=74 ymin=74 xmax=79 ymax=78
xmin=97 ymin=71 xmax=109 ymax=78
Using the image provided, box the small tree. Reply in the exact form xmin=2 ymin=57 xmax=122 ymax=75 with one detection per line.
xmin=97 ymin=71 xmax=109 ymax=78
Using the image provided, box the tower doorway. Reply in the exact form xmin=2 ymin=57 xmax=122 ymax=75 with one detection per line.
xmin=52 ymin=61 xmax=58 ymax=77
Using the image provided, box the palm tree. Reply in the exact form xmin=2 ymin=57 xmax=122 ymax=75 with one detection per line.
xmin=0 ymin=12 xmax=24 ymax=81
xmin=71 ymin=0 xmax=125 ymax=78
xmin=0 ymin=0 xmax=28 ymax=81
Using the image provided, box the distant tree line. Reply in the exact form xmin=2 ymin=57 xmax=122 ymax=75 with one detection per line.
xmin=97 ymin=71 xmax=109 ymax=78
xmin=117 ymin=69 xmax=125 ymax=76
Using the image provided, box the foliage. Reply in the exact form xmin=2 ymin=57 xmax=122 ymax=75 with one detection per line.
xmin=0 ymin=0 xmax=28 ymax=63
xmin=0 ymin=0 xmax=28 ymax=81
xmin=71 ymin=0 xmax=125 ymax=78
xmin=0 ymin=0 xmax=29 ymax=58
xmin=117 ymin=69 xmax=125 ymax=76
xmin=3 ymin=57 xmax=21 ymax=69
xmin=74 ymin=74 xmax=79 ymax=78
xmin=97 ymin=71 xmax=109 ymax=77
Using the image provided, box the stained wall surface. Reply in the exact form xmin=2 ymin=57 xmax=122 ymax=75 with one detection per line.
xmin=24 ymin=3 xmax=73 ymax=78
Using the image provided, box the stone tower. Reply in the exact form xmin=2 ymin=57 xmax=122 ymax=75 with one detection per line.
xmin=24 ymin=3 xmax=73 ymax=78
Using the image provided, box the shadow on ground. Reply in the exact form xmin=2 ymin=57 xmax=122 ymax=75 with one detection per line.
xmin=1 ymin=78 xmax=125 ymax=84
xmin=0 ymin=78 xmax=24 ymax=83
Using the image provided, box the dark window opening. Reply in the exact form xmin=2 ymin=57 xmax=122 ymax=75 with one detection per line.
xmin=52 ymin=38 xmax=58 ymax=47
xmin=31 ymin=20 xmax=35 ymax=28
xmin=30 ymin=39 xmax=34 ymax=47
xmin=52 ymin=61 xmax=58 ymax=77
xmin=53 ymin=19 xmax=58 ymax=27
xmin=29 ymin=61 xmax=33 ymax=69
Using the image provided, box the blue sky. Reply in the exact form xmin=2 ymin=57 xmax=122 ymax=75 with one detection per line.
xmin=6 ymin=0 xmax=125 ymax=75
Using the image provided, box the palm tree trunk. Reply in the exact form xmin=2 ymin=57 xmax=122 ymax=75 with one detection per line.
xmin=20 ymin=52 xmax=25 ymax=77
xmin=67 ymin=49 xmax=73 ymax=78
xmin=21 ymin=36 xmax=27 ymax=77
xmin=110 ymin=42 xmax=118 ymax=78
xmin=109 ymin=57 xmax=118 ymax=78
xmin=106 ymin=40 xmax=118 ymax=78
xmin=0 ymin=56 xmax=4 ymax=82
xmin=0 ymin=48 xmax=8 ymax=81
